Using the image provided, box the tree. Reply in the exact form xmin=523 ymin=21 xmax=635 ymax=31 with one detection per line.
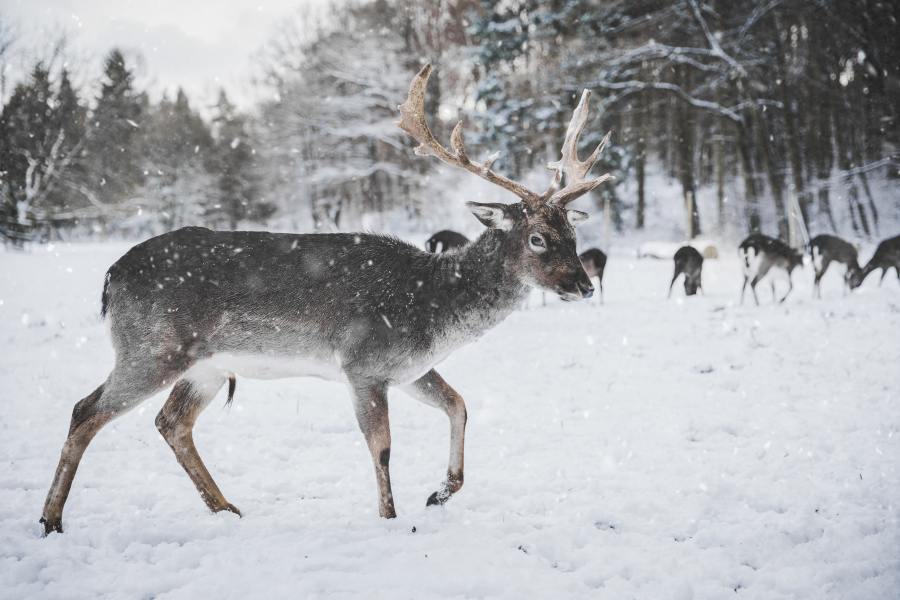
xmin=208 ymin=90 xmax=271 ymax=230
xmin=83 ymin=49 xmax=144 ymax=207
xmin=136 ymin=87 xmax=216 ymax=231
xmin=0 ymin=62 xmax=87 ymax=243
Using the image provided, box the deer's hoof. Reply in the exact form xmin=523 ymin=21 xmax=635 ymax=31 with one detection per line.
xmin=214 ymin=503 xmax=242 ymax=518
xmin=426 ymin=489 xmax=450 ymax=507
xmin=40 ymin=516 xmax=63 ymax=536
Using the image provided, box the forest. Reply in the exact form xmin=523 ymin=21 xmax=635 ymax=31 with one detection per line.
xmin=1 ymin=0 xmax=898 ymax=245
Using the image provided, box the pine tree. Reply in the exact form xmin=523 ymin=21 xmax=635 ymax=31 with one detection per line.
xmin=45 ymin=69 xmax=87 ymax=215
xmin=84 ymin=49 xmax=144 ymax=206
xmin=209 ymin=90 xmax=271 ymax=230
xmin=138 ymin=88 xmax=215 ymax=230
xmin=0 ymin=62 xmax=87 ymax=242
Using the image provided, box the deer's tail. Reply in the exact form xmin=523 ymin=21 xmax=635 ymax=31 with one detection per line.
xmin=225 ymin=374 xmax=236 ymax=408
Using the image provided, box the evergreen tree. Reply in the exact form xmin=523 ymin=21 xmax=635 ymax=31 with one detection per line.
xmin=138 ymin=88 xmax=215 ymax=230
xmin=0 ymin=62 xmax=87 ymax=241
xmin=209 ymin=90 xmax=271 ymax=230
xmin=84 ymin=49 xmax=144 ymax=206
xmin=45 ymin=68 xmax=88 ymax=214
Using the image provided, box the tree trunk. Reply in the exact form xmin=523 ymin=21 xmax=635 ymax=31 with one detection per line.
xmin=675 ymin=66 xmax=700 ymax=238
xmin=737 ymin=119 xmax=760 ymax=233
xmin=756 ymin=109 xmax=788 ymax=240
xmin=714 ymin=128 xmax=725 ymax=232
xmin=773 ymin=16 xmax=811 ymax=228
xmin=833 ymin=105 xmax=870 ymax=236
xmin=814 ymin=108 xmax=837 ymax=232
xmin=635 ymin=90 xmax=648 ymax=229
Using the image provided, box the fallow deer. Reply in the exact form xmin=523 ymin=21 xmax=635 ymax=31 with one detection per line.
xmin=425 ymin=229 xmax=470 ymax=253
xmin=668 ymin=245 xmax=703 ymax=298
xmin=40 ymin=64 xmax=612 ymax=535
xmin=850 ymin=234 xmax=900 ymax=288
xmin=739 ymin=234 xmax=804 ymax=305
xmin=808 ymin=234 xmax=862 ymax=297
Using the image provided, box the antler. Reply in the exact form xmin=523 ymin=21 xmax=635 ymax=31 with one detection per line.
xmin=397 ymin=64 xmax=543 ymax=208
xmin=543 ymin=90 xmax=613 ymax=206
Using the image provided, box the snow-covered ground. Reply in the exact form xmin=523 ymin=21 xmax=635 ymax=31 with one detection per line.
xmin=1 ymin=241 xmax=898 ymax=599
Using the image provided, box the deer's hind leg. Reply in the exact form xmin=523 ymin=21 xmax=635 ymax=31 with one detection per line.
xmin=155 ymin=366 xmax=239 ymax=516
xmin=41 ymin=359 xmax=181 ymax=535
xmin=404 ymin=369 xmax=467 ymax=508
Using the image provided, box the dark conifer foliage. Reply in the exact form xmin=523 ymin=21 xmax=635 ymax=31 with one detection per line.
xmin=0 ymin=1 xmax=897 ymax=243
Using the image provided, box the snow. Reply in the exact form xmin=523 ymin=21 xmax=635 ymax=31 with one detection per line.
xmin=1 ymin=241 xmax=898 ymax=599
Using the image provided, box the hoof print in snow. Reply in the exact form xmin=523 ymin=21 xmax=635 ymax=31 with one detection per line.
xmin=593 ymin=520 xmax=616 ymax=531
xmin=692 ymin=364 xmax=714 ymax=374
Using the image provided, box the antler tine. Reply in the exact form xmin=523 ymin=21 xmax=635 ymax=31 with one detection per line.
xmin=544 ymin=89 xmax=613 ymax=206
xmin=397 ymin=64 xmax=541 ymax=206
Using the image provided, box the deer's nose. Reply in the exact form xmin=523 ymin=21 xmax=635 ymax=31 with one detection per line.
xmin=577 ymin=280 xmax=594 ymax=299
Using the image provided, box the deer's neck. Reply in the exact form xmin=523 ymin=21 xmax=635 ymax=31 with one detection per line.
xmin=431 ymin=229 xmax=528 ymax=333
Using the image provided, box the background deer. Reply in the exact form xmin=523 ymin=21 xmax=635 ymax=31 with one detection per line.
xmin=40 ymin=64 xmax=611 ymax=535
xmin=809 ymin=234 xmax=862 ymax=297
xmin=668 ymin=245 xmax=703 ymax=297
xmin=425 ymin=229 xmax=470 ymax=253
xmin=739 ymin=234 xmax=804 ymax=305
xmin=578 ymin=248 xmax=607 ymax=304
xmin=851 ymin=234 xmax=900 ymax=288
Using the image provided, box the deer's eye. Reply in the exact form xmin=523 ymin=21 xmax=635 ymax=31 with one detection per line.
xmin=529 ymin=233 xmax=547 ymax=253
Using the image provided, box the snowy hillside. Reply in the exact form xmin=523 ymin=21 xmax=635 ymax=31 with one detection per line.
xmin=1 ymin=242 xmax=898 ymax=599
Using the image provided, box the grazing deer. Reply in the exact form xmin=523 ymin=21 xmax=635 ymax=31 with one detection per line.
xmin=578 ymin=248 xmax=607 ymax=303
xmin=739 ymin=234 xmax=804 ymax=305
xmin=40 ymin=64 xmax=612 ymax=535
xmin=808 ymin=234 xmax=862 ymax=297
xmin=425 ymin=229 xmax=470 ymax=253
xmin=668 ymin=245 xmax=703 ymax=298
xmin=850 ymin=234 xmax=900 ymax=288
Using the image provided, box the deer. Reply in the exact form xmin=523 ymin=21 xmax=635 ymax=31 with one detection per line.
xmin=425 ymin=229 xmax=470 ymax=253
xmin=808 ymin=234 xmax=862 ymax=297
xmin=739 ymin=233 xmax=804 ymax=305
xmin=668 ymin=245 xmax=703 ymax=298
xmin=850 ymin=234 xmax=900 ymax=288
xmin=578 ymin=248 xmax=607 ymax=304
xmin=39 ymin=64 xmax=612 ymax=535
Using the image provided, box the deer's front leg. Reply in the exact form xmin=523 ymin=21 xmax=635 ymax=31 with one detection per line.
xmin=349 ymin=378 xmax=396 ymax=518
xmin=404 ymin=369 xmax=467 ymax=507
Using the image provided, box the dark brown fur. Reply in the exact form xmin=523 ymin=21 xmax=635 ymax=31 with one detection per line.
xmin=669 ymin=246 xmax=704 ymax=297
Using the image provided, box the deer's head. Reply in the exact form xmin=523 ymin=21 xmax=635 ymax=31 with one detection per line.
xmin=847 ymin=264 xmax=865 ymax=290
xmin=398 ymin=64 xmax=612 ymax=301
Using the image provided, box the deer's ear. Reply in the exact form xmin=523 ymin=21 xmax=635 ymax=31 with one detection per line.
xmin=466 ymin=202 xmax=514 ymax=231
xmin=567 ymin=209 xmax=589 ymax=227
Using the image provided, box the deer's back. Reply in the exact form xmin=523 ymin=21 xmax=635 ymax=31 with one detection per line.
xmin=674 ymin=245 xmax=703 ymax=268
xmin=810 ymin=234 xmax=857 ymax=262
xmin=872 ymin=234 xmax=900 ymax=263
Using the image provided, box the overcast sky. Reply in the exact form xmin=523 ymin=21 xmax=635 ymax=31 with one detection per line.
xmin=2 ymin=0 xmax=335 ymax=110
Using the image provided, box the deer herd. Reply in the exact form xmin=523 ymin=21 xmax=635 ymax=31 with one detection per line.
xmin=39 ymin=64 xmax=899 ymax=537
xmin=427 ymin=228 xmax=899 ymax=305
